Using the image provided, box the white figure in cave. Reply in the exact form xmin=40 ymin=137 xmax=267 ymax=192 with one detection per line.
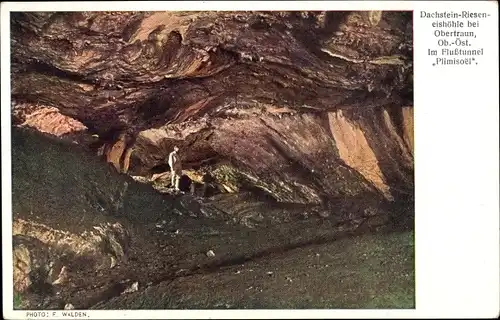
xmin=100 ymin=72 xmax=115 ymax=89
xmin=239 ymin=51 xmax=253 ymax=62
xmin=168 ymin=146 xmax=182 ymax=191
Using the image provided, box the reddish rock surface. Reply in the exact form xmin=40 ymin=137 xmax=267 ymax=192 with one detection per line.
xmin=10 ymin=11 xmax=414 ymax=309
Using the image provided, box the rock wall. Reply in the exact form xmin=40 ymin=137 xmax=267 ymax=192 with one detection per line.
xmin=129 ymin=105 xmax=413 ymax=204
xmin=10 ymin=11 xmax=413 ymax=204
xmin=12 ymin=103 xmax=88 ymax=137
xmin=11 ymin=126 xmax=412 ymax=309
xmin=9 ymin=10 xmax=414 ymax=310
xmin=11 ymin=11 xmax=412 ymax=132
xmin=10 ymin=128 xmax=171 ymax=300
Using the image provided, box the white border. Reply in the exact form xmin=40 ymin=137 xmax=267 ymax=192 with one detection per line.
xmin=2 ymin=1 xmax=499 ymax=319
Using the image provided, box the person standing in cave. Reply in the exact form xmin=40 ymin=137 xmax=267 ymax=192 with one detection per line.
xmin=168 ymin=146 xmax=182 ymax=191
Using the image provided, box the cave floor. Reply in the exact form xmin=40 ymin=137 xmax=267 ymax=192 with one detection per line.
xmin=12 ymin=128 xmax=414 ymax=310
xmin=13 ymin=182 xmax=414 ymax=310
xmin=17 ymin=191 xmax=414 ymax=310
xmin=92 ymin=227 xmax=415 ymax=309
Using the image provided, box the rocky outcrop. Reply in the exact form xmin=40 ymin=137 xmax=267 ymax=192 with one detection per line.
xmin=11 ymin=12 xmax=412 ymax=130
xmin=11 ymin=11 xmax=413 ymax=204
xmin=13 ymin=219 xmax=131 ymax=273
xmin=11 ymin=128 xmax=180 ymax=308
xmin=14 ymin=234 xmax=71 ymax=295
xmin=9 ymin=11 xmax=414 ymax=309
xmin=11 ymin=126 xmax=412 ymax=309
xmin=129 ymin=104 xmax=413 ymax=204
xmin=12 ymin=103 xmax=88 ymax=137
xmin=13 ymin=237 xmax=34 ymax=293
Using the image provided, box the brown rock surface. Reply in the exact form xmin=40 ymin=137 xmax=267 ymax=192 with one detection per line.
xmin=10 ymin=10 xmax=414 ymax=310
xmin=11 ymin=12 xmax=413 ymax=191
xmin=13 ymin=103 xmax=88 ymax=136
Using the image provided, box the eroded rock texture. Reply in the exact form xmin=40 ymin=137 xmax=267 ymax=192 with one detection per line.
xmin=10 ymin=10 xmax=414 ymax=309
xmin=11 ymin=127 xmax=413 ymax=310
xmin=11 ymin=10 xmax=413 ymax=206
